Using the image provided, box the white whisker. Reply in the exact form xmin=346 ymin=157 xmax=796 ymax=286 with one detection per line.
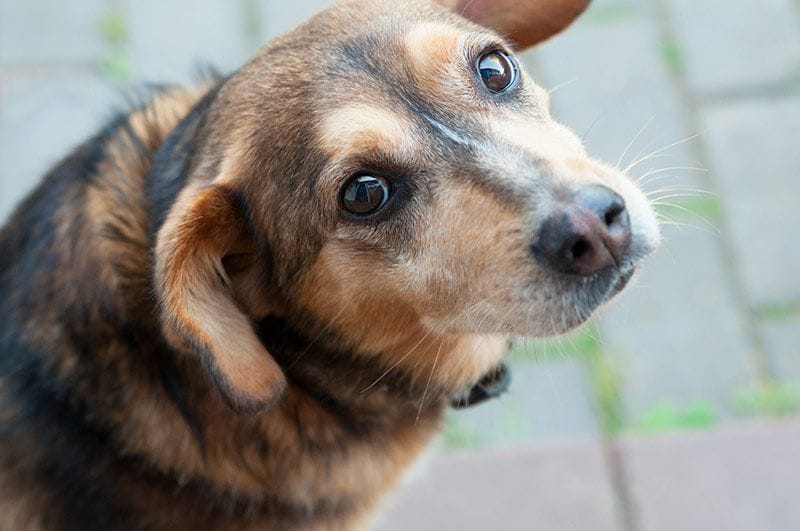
xmin=616 ymin=115 xmax=655 ymax=169
xmin=624 ymin=133 xmax=703 ymax=174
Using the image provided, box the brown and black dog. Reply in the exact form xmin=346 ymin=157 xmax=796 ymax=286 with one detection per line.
xmin=0 ymin=0 xmax=659 ymax=529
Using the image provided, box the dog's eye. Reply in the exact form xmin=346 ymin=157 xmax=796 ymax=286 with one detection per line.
xmin=477 ymin=50 xmax=518 ymax=94
xmin=342 ymin=175 xmax=390 ymax=216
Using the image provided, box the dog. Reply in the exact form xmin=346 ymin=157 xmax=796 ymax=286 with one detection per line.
xmin=0 ymin=0 xmax=660 ymax=529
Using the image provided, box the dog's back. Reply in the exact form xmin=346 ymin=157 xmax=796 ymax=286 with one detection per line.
xmin=0 ymin=86 xmax=213 ymax=529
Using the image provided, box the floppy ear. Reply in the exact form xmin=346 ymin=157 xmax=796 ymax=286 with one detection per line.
xmin=155 ymin=184 xmax=286 ymax=414
xmin=437 ymin=0 xmax=591 ymax=49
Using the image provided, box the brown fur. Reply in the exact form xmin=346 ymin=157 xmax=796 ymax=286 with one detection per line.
xmin=0 ymin=1 xmax=657 ymax=529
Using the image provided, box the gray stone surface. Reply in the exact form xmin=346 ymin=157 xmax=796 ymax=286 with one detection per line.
xmin=0 ymin=69 xmax=118 ymax=222
xmin=761 ymin=317 xmax=800 ymax=381
xmin=700 ymin=96 xmax=800 ymax=306
xmin=447 ymin=358 xmax=601 ymax=448
xmin=600 ymin=224 xmax=760 ymax=424
xmin=126 ymin=0 xmax=253 ymax=82
xmin=621 ymin=417 xmax=800 ymax=531
xmin=377 ymin=440 xmax=621 ymax=531
xmin=668 ymin=0 xmax=800 ymax=95
xmin=532 ymin=11 xmax=702 ymax=191
xmin=0 ymin=0 xmax=109 ymax=66
xmin=2 ymin=2 xmax=800 ymax=529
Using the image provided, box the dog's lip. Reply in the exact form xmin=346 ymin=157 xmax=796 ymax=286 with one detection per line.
xmin=609 ymin=267 xmax=635 ymax=297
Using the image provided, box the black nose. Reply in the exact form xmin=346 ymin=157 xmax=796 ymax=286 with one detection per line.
xmin=533 ymin=185 xmax=632 ymax=276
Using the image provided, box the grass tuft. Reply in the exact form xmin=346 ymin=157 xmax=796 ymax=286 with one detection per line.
xmin=736 ymin=382 xmax=800 ymax=418
xmin=660 ymin=37 xmax=684 ymax=75
xmin=443 ymin=417 xmax=485 ymax=450
xmin=634 ymin=400 xmax=718 ymax=433
xmin=754 ymin=302 xmax=800 ymax=322
xmin=99 ymin=3 xmax=133 ymax=84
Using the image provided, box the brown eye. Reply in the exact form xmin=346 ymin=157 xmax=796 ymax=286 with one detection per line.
xmin=342 ymin=175 xmax=390 ymax=215
xmin=477 ymin=50 xmax=518 ymax=94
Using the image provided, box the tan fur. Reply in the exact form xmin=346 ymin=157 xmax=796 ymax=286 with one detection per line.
xmin=319 ymin=105 xmax=418 ymax=161
xmin=0 ymin=2 xmax=657 ymax=529
xmin=156 ymin=184 xmax=287 ymax=413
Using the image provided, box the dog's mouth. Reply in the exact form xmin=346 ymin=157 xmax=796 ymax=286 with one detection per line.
xmin=579 ymin=265 xmax=635 ymax=314
xmin=534 ymin=260 xmax=642 ymax=336
xmin=609 ymin=266 xmax=635 ymax=297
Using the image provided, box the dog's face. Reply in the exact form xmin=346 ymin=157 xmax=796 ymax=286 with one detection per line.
xmin=155 ymin=0 xmax=659 ymax=412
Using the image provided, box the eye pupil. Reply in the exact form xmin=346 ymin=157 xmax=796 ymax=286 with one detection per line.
xmin=342 ymin=175 xmax=390 ymax=215
xmin=478 ymin=51 xmax=517 ymax=93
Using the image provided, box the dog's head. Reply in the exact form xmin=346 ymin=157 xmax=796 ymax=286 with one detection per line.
xmin=154 ymin=0 xmax=660 ymax=413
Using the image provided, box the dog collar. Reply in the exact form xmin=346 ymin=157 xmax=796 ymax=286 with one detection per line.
xmin=450 ymin=362 xmax=511 ymax=409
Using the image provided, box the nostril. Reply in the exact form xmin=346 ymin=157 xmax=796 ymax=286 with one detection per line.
xmin=604 ymin=202 xmax=625 ymax=227
xmin=570 ymin=238 xmax=591 ymax=262
xmin=534 ymin=185 xmax=634 ymax=276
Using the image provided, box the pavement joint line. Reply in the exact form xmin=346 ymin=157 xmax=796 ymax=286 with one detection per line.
xmin=653 ymin=0 xmax=775 ymax=388
xmin=527 ymin=42 xmax=642 ymax=531
xmin=602 ymin=438 xmax=641 ymax=531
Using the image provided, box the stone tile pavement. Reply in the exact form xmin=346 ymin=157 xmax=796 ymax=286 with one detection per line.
xmin=1 ymin=0 xmax=799 ymax=529
xmin=381 ymin=418 xmax=800 ymax=531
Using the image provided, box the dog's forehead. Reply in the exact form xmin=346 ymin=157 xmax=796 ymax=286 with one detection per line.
xmin=307 ymin=10 xmax=509 ymax=157
xmin=307 ymin=0 xmax=493 ymax=88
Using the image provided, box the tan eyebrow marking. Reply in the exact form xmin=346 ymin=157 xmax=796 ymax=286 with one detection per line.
xmin=317 ymin=105 xmax=416 ymax=159
xmin=405 ymin=22 xmax=463 ymax=66
xmin=404 ymin=22 xmax=465 ymax=94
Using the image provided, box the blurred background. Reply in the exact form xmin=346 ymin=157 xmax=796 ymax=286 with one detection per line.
xmin=1 ymin=0 xmax=799 ymax=529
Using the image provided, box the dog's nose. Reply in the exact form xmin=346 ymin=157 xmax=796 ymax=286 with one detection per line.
xmin=533 ymin=185 xmax=631 ymax=276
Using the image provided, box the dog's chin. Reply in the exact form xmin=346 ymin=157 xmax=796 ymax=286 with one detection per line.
xmin=553 ymin=265 xmax=637 ymax=335
xmin=497 ymin=265 xmax=638 ymax=338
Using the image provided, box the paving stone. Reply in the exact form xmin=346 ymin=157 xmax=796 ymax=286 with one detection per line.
xmin=377 ymin=440 xmax=620 ymax=531
xmin=668 ymin=0 xmax=800 ymax=95
xmin=0 ymin=69 xmax=118 ymax=222
xmin=531 ymin=12 xmax=703 ymax=192
xmin=446 ymin=358 xmax=601 ymax=449
xmin=700 ymin=96 xmax=800 ymax=306
xmin=125 ymin=0 xmax=252 ymax=83
xmin=599 ymin=224 xmax=760 ymax=424
xmin=620 ymin=417 xmax=800 ymax=531
xmin=0 ymin=0 xmax=109 ymax=66
xmin=761 ymin=316 xmax=800 ymax=381
xmin=258 ymin=0 xmax=332 ymax=42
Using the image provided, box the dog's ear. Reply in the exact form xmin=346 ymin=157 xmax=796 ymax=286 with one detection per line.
xmin=155 ymin=184 xmax=286 ymax=414
xmin=436 ymin=0 xmax=591 ymax=49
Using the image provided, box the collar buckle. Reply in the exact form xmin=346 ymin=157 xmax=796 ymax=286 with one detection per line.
xmin=450 ymin=362 xmax=511 ymax=409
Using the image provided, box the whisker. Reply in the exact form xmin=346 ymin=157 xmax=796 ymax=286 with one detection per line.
xmin=616 ymin=115 xmax=655 ymax=169
xmin=652 ymin=201 xmax=721 ymax=233
xmin=416 ymin=336 xmax=444 ymax=423
xmin=581 ymin=111 xmax=604 ymax=143
xmin=636 ymin=166 xmax=708 ymax=185
xmin=361 ymin=297 xmax=485 ymax=394
xmin=360 ymin=330 xmax=435 ymax=394
xmin=548 ymin=77 xmax=579 ymax=95
xmin=624 ymin=133 xmax=704 ymax=174
xmin=648 ymin=193 xmax=713 ymax=203
xmin=646 ymin=187 xmax=715 ymax=197
xmin=287 ymin=306 xmax=348 ymax=370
